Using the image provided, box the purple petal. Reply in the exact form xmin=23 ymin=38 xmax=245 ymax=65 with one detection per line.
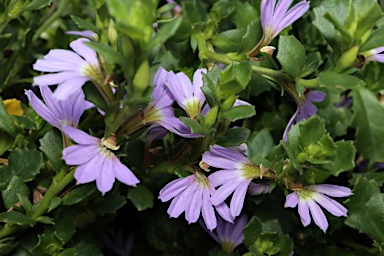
xmin=211 ymin=180 xmax=243 ymax=206
xmin=185 ymin=182 xmax=203 ymax=224
xmin=313 ymin=194 xmax=347 ymax=217
xmin=192 ymin=68 xmax=207 ymax=105
xmin=310 ymin=184 xmax=352 ymax=197
xmin=230 ymin=180 xmax=250 ymax=217
xmin=307 ymin=91 xmax=326 ymax=102
xmin=202 ymin=145 xmax=248 ymax=169
xmin=159 ymin=176 xmax=194 ymax=202
xmin=215 ymin=202 xmax=234 ymax=223
xmin=261 ymin=0 xmax=276 ymax=29
xmin=202 ymin=187 xmax=217 ymax=231
xmin=42 ymin=49 xmax=85 ymax=65
xmin=74 ymin=154 xmax=103 ymax=183
xmin=298 ymin=199 xmax=311 ymax=227
xmin=272 ymin=0 xmax=294 ymax=25
xmin=369 ymin=54 xmax=384 ymax=63
xmin=62 ymin=125 xmax=100 ymax=144
xmin=232 ymin=214 xmax=248 ymax=246
xmin=275 ymin=1 xmax=310 ymax=37
xmin=285 ymin=192 xmax=299 ymax=208
xmin=199 ymin=219 xmax=220 ymax=243
xmin=167 ymin=182 xmax=194 ymax=218
xmin=66 ymin=30 xmax=98 ymax=40
xmin=165 ymin=71 xmax=193 ymax=110
xmin=62 ymin=144 xmax=99 ymax=165
xmin=96 ymin=157 xmax=115 ymax=195
xmin=33 ymin=59 xmax=81 ymax=72
xmin=113 ymin=158 xmax=140 ymax=186
xmin=70 ymin=38 xmax=99 ymax=66
xmin=53 ymin=76 xmax=90 ymax=100
xmin=308 ymin=200 xmax=328 ymax=232
xmin=208 ymin=170 xmax=239 ymax=187
xmin=33 ymin=71 xmax=79 ymax=86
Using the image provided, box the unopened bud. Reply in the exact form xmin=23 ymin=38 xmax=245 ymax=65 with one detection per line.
xmin=260 ymin=46 xmax=276 ymax=57
xmin=204 ymin=105 xmax=218 ymax=129
xmin=221 ymin=95 xmax=237 ymax=112
xmin=133 ymin=60 xmax=150 ymax=96
xmin=108 ymin=19 xmax=118 ymax=50
xmin=334 ymin=45 xmax=359 ymax=73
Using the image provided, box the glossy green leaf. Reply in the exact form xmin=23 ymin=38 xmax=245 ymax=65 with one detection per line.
xmin=39 ymin=129 xmax=65 ymax=173
xmin=360 ymin=26 xmax=384 ymax=52
xmin=31 ymin=233 xmax=64 ymax=255
xmin=86 ymin=41 xmax=127 ymax=66
xmin=127 ymin=185 xmax=154 ymax=211
xmin=345 ymin=177 xmax=384 ymax=243
xmin=36 ymin=216 xmax=55 ymax=225
xmin=148 ymin=17 xmax=182 ymax=50
xmin=211 ymin=28 xmax=246 ymax=53
xmin=248 ymin=128 xmax=274 ymax=158
xmin=5 ymin=148 xmax=43 ymax=183
xmin=219 ymin=61 xmax=252 ymax=99
xmin=45 ymin=214 xmax=76 ymax=244
xmin=62 ymin=183 xmax=96 ymax=206
xmin=216 ymin=127 xmax=250 ymax=147
xmin=298 ymin=115 xmax=326 ymax=148
xmin=22 ymin=0 xmax=53 ymax=11
xmin=0 ymin=212 xmax=35 ymax=226
xmin=222 ymin=105 xmax=256 ymax=122
xmin=2 ymin=176 xmax=29 ymax=210
xmin=351 ymin=87 xmax=384 ymax=162
xmin=238 ymin=20 xmax=262 ymax=54
xmin=88 ymin=0 xmax=105 ymax=9
xmin=202 ymin=65 xmax=220 ymax=107
xmin=276 ymin=35 xmax=306 ymax=78
xmin=70 ymin=15 xmax=99 ymax=33
xmin=243 ymin=216 xmax=262 ymax=247
xmin=180 ymin=117 xmax=205 ymax=134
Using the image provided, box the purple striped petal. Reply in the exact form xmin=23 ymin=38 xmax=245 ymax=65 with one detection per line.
xmin=208 ymin=170 xmax=239 ymax=187
xmin=230 ymin=180 xmax=250 ymax=217
xmin=74 ymin=153 xmax=103 ymax=183
xmin=185 ymin=182 xmax=202 ymax=223
xmin=298 ymin=199 xmax=310 ymax=226
xmin=96 ymin=157 xmax=115 ymax=195
xmin=25 ymin=89 xmax=59 ymax=128
xmin=211 ymin=180 xmax=243 ymax=206
xmin=33 ymin=71 xmax=78 ymax=86
xmin=113 ymin=158 xmax=140 ymax=187
xmin=62 ymin=144 xmax=99 ymax=165
xmin=70 ymin=38 xmax=99 ymax=66
xmin=159 ymin=176 xmax=194 ymax=202
xmin=167 ymin=182 xmax=194 ymax=218
xmin=215 ymin=202 xmax=234 ymax=223
xmin=308 ymin=199 xmax=328 ymax=232
xmin=202 ymin=187 xmax=217 ymax=231
xmin=285 ymin=192 xmax=299 ymax=208
xmin=310 ymin=184 xmax=352 ymax=197
xmin=53 ymin=76 xmax=90 ymax=100
xmin=62 ymin=125 xmax=100 ymax=144
xmin=313 ymin=193 xmax=347 ymax=217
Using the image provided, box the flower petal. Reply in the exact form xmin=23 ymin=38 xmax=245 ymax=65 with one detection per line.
xmin=159 ymin=176 xmax=194 ymax=202
xmin=185 ymin=182 xmax=203 ymax=224
xmin=96 ymin=157 xmax=115 ymax=195
xmin=285 ymin=192 xmax=299 ymax=208
xmin=230 ymin=180 xmax=250 ymax=217
xmin=308 ymin=199 xmax=328 ymax=232
xmin=62 ymin=144 xmax=99 ymax=165
xmin=113 ymin=158 xmax=140 ymax=187
xmin=298 ymin=199 xmax=311 ymax=227
xmin=74 ymin=154 xmax=103 ymax=184
xmin=202 ymin=187 xmax=217 ymax=231
xmin=53 ymin=76 xmax=90 ymax=100
xmin=70 ymin=38 xmax=99 ymax=66
xmin=313 ymin=193 xmax=348 ymax=217
xmin=310 ymin=184 xmax=352 ymax=197
xmin=62 ymin=125 xmax=100 ymax=144
xmin=211 ymin=180 xmax=242 ymax=206
xmin=33 ymin=71 xmax=79 ymax=86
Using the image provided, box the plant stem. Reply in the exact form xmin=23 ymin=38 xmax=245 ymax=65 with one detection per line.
xmin=0 ymin=168 xmax=75 ymax=240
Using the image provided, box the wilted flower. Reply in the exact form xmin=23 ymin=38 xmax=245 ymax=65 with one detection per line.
xmin=25 ymin=86 xmax=86 ymax=130
xmin=202 ymin=145 xmax=275 ymax=218
xmin=200 ymin=214 xmax=248 ymax=253
xmin=33 ymin=38 xmax=104 ymax=99
xmin=159 ymin=170 xmax=233 ymax=231
xmin=62 ymin=125 xmax=140 ymax=194
xmin=285 ymin=184 xmax=352 ymax=232
xmin=283 ymin=90 xmax=326 ymax=141
xmin=261 ymin=0 xmax=310 ymax=43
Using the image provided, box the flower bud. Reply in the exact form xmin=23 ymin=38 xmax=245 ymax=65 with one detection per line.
xmin=204 ymin=105 xmax=218 ymax=129
xmin=133 ymin=60 xmax=150 ymax=96
xmin=334 ymin=45 xmax=359 ymax=73
xmin=221 ymin=95 xmax=237 ymax=112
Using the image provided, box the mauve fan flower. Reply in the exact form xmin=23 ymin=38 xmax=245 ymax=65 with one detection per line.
xmin=165 ymin=68 xmax=207 ymax=119
xmin=25 ymin=86 xmax=86 ymax=130
xmin=261 ymin=0 xmax=310 ymax=43
xmin=360 ymin=46 xmax=384 ymax=63
xmin=283 ymin=90 xmax=326 ymax=141
xmin=159 ymin=170 xmax=233 ymax=231
xmin=285 ymin=184 xmax=352 ymax=232
xmin=202 ymin=145 xmax=275 ymax=218
xmin=62 ymin=125 xmax=139 ymax=195
xmin=33 ymin=38 xmax=104 ymax=99
xmin=200 ymin=214 xmax=248 ymax=253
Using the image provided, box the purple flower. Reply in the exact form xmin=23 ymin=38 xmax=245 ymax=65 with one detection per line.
xmin=102 ymin=230 xmax=134 ymax=256
xmin=165 ymin=69 xmax=207 ymax=119
xmin=159 ymin=170 xmax=234 ymax=231
xmin=202 ymin=145 xmax=275 ymax=218
xmin=142 ymin=67 xmax=202 ymax=138
xmin=261 ymin=0 xmax=310 ymax=43
xmin=200 ymin=214 xmax=248 ymax=252
xmin=283 ymin=90 xmax=326 ymax=141
xmin=62 ymin=125 xmax=140 ymax=195
xmin=25 ymin=86 xmax=86 ymax=130
xmin=248 ymin=182 xmax=269 ymax=195
xmin=360 ymin=47 xmax=384 ymax=63
xmin=33 ymin=38 xmax=104 ymax=99
xmin=66 ymin=30 xmax=99 ymax=41
xmin=285 ymin=184 xmax=352 ymax=232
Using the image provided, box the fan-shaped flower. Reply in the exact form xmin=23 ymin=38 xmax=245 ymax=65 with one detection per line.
xmin=159 ymin=170 xmax=233 ymax=231
xmin=200 ymin=214 xmax=248 ymax=253
xmin=202 ymin=145 xmax=275 ymax=218
xmin=285 ymin=184 xmax=352 ymax=232
xmin=62 ymin=125 xmax=139 ymax=194
xmin=25 ymin=86 xmax=86 ymax=130
xmin=33 ymin=38 xmax=104 ymax=99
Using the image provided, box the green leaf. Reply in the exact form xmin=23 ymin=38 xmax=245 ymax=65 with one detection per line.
xmin=318 ymin=105 xmax=352 ymax=137
xmin=351 ymin=87 xmax=384 ymax=162
xmin=345 ymin=177 xmax=384 ymax=243
xmin=2 ymin=176 xmax=29 ymax=210
xmin=238 ymin=20 xmax=262 ymax=54
xmin=331 ymin=140 xmax=356 ymax=175
xmin=182 ymin=0 xmax=206 ymax=24
xmin=202 ymin=65 xmax=220 ymax=107
xmin=360 ymin=26 xmax=384 ymax=52
xmin=88 ymin=0 xmax=105 ymax=9
xmin=243 ymin=216 xmax=262 ymax=247
xmin=21 ymin=0 xmax=53 ymax=11
xmin=222 ymin=105 xmax=256 ymax=122
xmin=248 ymin=128 xmax=275 ymax=158
xmin=219 ymin=61 xmax=252 ymax=99
xmin=31 ymin=233 xmax=64 ymax=255
xmin=70 ymin=15 xmax=99 ymax=33
xmin=36 ymin=216 xmax=55 ymax=225
xmin=18 ymin=194 xmax=32 ymax=214
xmin=276 ymin=35 xmax=306 ymax=78
xmin=0 ymin=212 xmax=35 ymax=226
xmin=0 ymin=98 xmax=19 ymax=137
xmin=93 ymin=193 xmax=126 ymax=216
xmin=48 ymin=197 xmax=62 ymax=212
xmin=211 ymin=28 xmax=246 ymax=53
xmin=298 ymin=115 xmax=326 ymax=148
xmin=148 ymin=17 xmax=182 ymax=50
xmin=5 ymin=148 xmax=43 ymax=182
xmin=180 ymin=117 xmax=205 ymax=134
xmin=127 ymin=185 xmax=154 ymax=211
xmin=62 ymin=183 xmax=96 ymax=206
xmin=216 ymin=127 xmax=250 ymax=147
xmin=86 ymin=41 xmax=127 ymax=67
xmin=232 ymin=1 xmax=258 ymax=28
xmin=45 ymin=214 xmax=76 ymax=244
xmin=39 ymin=129 xmax=65 ymax=173
xmin=0 ymin=133 xmax=13 ymax=156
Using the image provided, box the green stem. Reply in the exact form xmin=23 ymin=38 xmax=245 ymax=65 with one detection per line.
xmin=251 ymin=65 xmax=294 ymax=82
xmin=0 ymin=168 xmax=75 ymax=240
xmin=32 ymin=0 xmax=68 ymax=41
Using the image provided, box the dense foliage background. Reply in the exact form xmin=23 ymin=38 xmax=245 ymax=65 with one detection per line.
xmin=1 ymin=0 xmax=384 ymax=255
